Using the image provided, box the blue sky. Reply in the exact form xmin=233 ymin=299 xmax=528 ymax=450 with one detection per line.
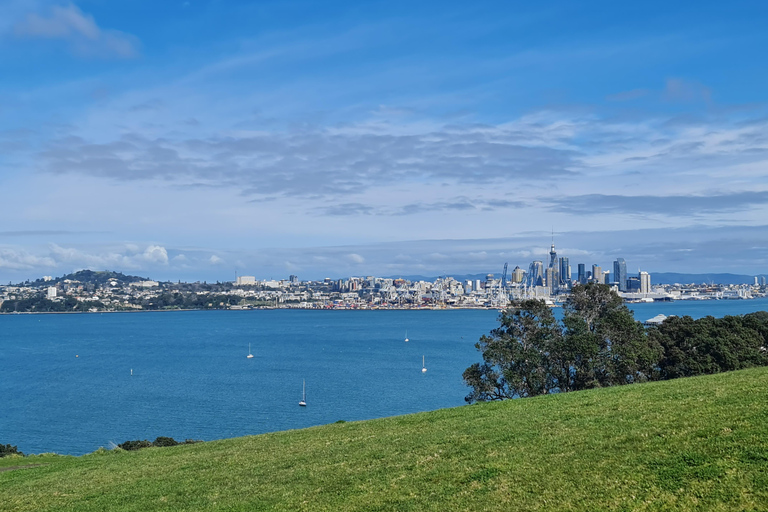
xmin=1 ymin=0 xmax=768 ymax=282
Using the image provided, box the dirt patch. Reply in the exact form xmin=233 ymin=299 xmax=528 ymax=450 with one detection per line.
xmin=0 ymin=464 xmax=45 ymax=473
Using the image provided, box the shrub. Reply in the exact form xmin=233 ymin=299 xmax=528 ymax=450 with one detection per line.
xmin=0 ymin=444 xmax=24 ymax=457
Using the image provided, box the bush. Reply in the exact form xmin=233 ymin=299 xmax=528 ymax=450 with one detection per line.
xmin=117 ymin=440 xmax=153 ymax=451
xmin=0 ymin=444 xmax=24 ymax=457
xmin=117 ymin=437 xmax=201 ymax=451
xmin=153 ymin=436 xmax=179 ymax=447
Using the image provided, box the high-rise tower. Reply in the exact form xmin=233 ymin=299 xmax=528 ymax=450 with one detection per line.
xmin=614 ymin=258 xmax=628 ymax=292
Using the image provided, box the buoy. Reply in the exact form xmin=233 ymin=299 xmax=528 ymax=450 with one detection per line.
xmin=130 ymin=369 xmax=133 ymax=376
xmin=76 ymin=355 xmax=79 ymax=358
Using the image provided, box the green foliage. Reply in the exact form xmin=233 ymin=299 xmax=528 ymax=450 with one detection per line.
xmin=465 ymin=283 xmax=767 ymax=403
xmin=117 ymin=440 xmax=152 ymax=451
xmin=562 ymin=283 xmax=660 ymax=387
xmin=465 ymin=284 xmax=655 ymax=402
xmin=116 ymin=437 xmax=200 ymax=451
xmin=0 ymin=296 xmax=104 ymax=313
xmin=152 ymin=436 xmax=179 ymax=447
xmin=650 ymin=312 xmax=768 ymax=380
xmin=0 ymin=444 xmax=23 ymax=457
xmin=463 ymin=299 xmax=562 ymax=401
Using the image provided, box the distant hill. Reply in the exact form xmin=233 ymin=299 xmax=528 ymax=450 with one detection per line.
xmin=24 ymin=270 xmax=152 ymax=287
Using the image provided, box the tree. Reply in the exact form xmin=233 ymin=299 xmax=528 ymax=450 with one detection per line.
xmin=650 ymin=314 xmax=768 ymax=380
xmin=463 ymin=299 xmax=562 ymax=402
xmin=464 ymin=284 xmax=662 ymax=403
xmin=0 ymin=443 xmax=23 ymax=457
xmin=563 ymin=283 xmax=660 ymax=388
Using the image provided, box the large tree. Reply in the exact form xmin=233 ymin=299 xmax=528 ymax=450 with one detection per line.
xmin=649 ymin=313 xmax=768 ymax=379
xmin=562 ymin=283 xmax=660 ymax=388
xmin=463 ymin=299 xmax=562 ymax=402
xmin=464 ymin=284 xmax=660 ymax=403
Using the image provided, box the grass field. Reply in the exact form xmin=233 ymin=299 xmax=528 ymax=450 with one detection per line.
xmin=3 ymin=367 xmax=767 ymax=511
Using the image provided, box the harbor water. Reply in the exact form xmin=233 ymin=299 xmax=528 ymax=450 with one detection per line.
xmin=3 ymin=298 xmax=768 ymax=455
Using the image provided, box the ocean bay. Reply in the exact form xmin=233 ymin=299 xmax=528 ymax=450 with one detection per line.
xmin=3 ymin=297 xmax=768 ymax=456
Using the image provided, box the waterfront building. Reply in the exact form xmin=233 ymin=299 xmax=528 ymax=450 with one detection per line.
xmin=640 ymin=271 xmax=651 ymax=294
xmin=627 ymin=276 xmax=640 ymax=292
xmin=577 ymin=263 xmax=586 ymax=284
xmin=614 ymin=258 xmax=628 ymax=292
xmin=512 ymin=266 xmax=524 ymax=284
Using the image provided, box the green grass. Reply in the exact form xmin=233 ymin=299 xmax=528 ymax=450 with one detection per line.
xmin=4 ymin=368 xmax=768 ymax=511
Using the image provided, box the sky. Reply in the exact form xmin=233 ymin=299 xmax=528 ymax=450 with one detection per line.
xmin=1 ymin=0 xmax=768 ymax=282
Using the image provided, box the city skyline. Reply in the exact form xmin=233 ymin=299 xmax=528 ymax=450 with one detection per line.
xmin=2 ymin=1 xmax=768 ymax=282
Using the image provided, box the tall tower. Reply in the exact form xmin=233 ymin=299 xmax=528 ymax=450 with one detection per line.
xmin=613 ymin=258 xmax=628 ymax=292
xmin=592 ymin=264 xmax=603 ymax=284
xmin=549 ymin=243 xmax=557 ymax=269
xmin=559 ymin=257 xmax=570 ymax=285
xmin=639 ymin=271 xmax=651 ymax=294
xmin=528 ymin=261 xmax=544 ymax=287
xmin=577 ymin=263 xmax=586 ymax=284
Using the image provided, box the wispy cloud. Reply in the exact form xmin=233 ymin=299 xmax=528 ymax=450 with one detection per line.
xmin=12 ymin=3 xmax=139 ymax=59
xmin=543 ymin=191 xmax=768 ymax=216
xmin=37 ymin=126 xmax=578 ymax=197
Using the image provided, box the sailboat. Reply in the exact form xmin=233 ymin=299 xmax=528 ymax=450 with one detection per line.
xmin=246 ymin=343 xmax=254 ymax=359
xmin=422 ymin=355 xmax=427 ymax=373
xmin=299 ymin=380 xmax=307 ymax=406
xmin=404 ymin=330 xmax=409 ymax=342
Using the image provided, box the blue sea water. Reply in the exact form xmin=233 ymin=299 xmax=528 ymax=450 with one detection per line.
xmin=3 ymin=298 xmax=768 ymax=455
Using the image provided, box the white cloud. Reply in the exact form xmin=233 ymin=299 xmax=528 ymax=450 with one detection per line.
xmin=12 ymin=3 xmax=139 ymax=58
xmin=209 ymin=255 xmax=224 ymax=265
xmin=346 ymin=253 xmax=365 ymax=264
xmin=0 ymin=248 xmax=56 ymax=270
xmin=141 ymin=245 xmax=169 ymax=265
xmin=45 ymin=243 xmax=170 ymax=270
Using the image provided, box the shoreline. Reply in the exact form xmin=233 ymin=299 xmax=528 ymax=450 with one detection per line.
xmin=2 ymin=295 xmax=767 ymax=316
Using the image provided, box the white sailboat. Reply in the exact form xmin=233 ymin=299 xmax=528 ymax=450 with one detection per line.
xmin=422 ymin=355 xmax=427 ymax=373
xmin=404 ymin=330 xmax=409 ymax=342
xmin=299 ymin=379 xmax=307 ymax=406
xmin=246 ymin=343 xmax=254 ymax=359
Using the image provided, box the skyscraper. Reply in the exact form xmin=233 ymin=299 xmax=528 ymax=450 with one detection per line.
xmin=560 ymin=257 xmax=570 ymax=285
xmin=528 ymin=261 xmax=544 ymax=287
xmin=577 ymin=263 xmax=586 ymax=284
xmin=592 ymin=265 xmax=602 ymax=284
xmin=640 ymin=271 xmax=651 ymax=294
xmin=613 ymin=258 xmax=627 ymax=292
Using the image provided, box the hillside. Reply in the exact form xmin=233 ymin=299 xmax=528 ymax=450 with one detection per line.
xmin=24 ymin=270 xmax=152 ymax=287
xmin=2 ymin=368 xmax=767 ymax=511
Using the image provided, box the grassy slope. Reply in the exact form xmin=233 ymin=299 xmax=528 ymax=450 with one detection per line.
xmin=3 ymin=368 xmax=767 ymax=512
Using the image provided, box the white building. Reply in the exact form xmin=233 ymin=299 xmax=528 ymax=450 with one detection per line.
xmin=640 ymin=271 xmax=651 ymax=294
xmin=236 ymin=276 xmax=256 ymax=286
xmin=47 ymin=287 xmax=57 ymax=299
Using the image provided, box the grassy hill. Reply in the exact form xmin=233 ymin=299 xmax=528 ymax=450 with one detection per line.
xmin=3 ymin=368 xmax=767 ymax=511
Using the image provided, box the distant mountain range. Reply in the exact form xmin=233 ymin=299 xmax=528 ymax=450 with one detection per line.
xmin=648 ymin=273 xmax=764 ymax=285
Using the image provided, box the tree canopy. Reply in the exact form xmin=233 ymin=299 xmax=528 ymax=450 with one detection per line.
xmin=464 ymin=283 xmax=768 ymax=403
